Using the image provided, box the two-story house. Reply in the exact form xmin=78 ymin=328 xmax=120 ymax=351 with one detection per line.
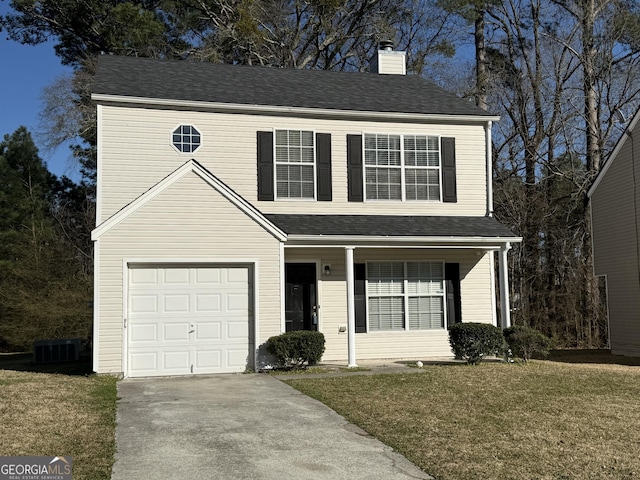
xmin=91 ymin=50 xmax=520 ymax=377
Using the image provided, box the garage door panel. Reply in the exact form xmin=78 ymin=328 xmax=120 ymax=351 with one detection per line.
xmin=227 ymin=349 xmax=249 ymax=368
xmin=130 ymin=269 xmax=158 ymax=285
xmin=195 ymin=294 xmax=221 ymax=312
xmin=164 ymin=268 xmax=190 ymax=284
xmin=163 ymin=322 xmax=190 ymax=342
xmin=164 ymin=294 xmax=190 ymax=312
xmin=130 ymin=323 xmax=158 ymax=343
xmin=227 ymin=293 xmax=248 ymax=312
xmin=130 ymin=295 xmax=158 ymax=313
xmin=129 ymin=352 xmax=158 ymax=373
xmin=196 ymin=269 xmax=221 ymax=284
xmin=128 ymin=265 xmax=251 ymax=377
xmin=194 ymin=350 xmax=221 ymax=369
xmin=227 ymin=268 xmax=249 ymax=284
xmin=163 ymin=350 xmax=191 ymax=371
xmin=227 ymin=321 xmax=249 ymax=340
xmin=195 ymin=322 xmax=221 ymax=340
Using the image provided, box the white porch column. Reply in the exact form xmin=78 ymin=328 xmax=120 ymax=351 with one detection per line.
xmin=499 ymin=242 xmax=512 ymax=329
xmin=345 ymin=247 xmax=357 ymax=367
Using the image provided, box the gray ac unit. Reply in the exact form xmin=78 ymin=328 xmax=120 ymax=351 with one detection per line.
xmin=33 ymin=338 xmax=81 ymax=364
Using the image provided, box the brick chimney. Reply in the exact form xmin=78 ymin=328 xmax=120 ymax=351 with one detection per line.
xmin=370 ymin=41 xmax=406 ymax=75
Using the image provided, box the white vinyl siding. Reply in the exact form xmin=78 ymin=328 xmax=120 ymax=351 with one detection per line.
xmin=364 ymin=133 xmax=441 ymax=201
xmin=97 ymin=106 xmax=487 ymax=221
xmin=367 ymin=261 xmax=445 ymax=332
xmin=94 ymin=172 xmax=282 ymax=374
xmin=275 ymin=130 xmax=315 ymax=199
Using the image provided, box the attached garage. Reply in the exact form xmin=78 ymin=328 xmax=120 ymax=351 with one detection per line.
xmin=126 ymin=264 xmax=253 ymax=377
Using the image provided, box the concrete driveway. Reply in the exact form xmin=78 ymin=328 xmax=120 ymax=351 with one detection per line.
xmin=112 ymin=373 xmax=432 ymax=480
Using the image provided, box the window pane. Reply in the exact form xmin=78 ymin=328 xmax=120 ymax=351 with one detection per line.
xmin=275 ymin=130 xmax=315 ymax=199
xmin=365 ymin=167 xmax=401 ymax=200
xmin=365 ymin=134 xmax=376 ymax=149
xmin=367 ymin=263 xmax=404 ymax=295
xmin=301 ymin=130 xmax=314 ymax=146
xmin=407 ymin=262 xmax=444 ymax=295
xmin=301 ymin=147 xmax=314 ymax=163
xmin=409 ymin=297 xmax=444 ymax=329
xmin=275 ymin=130 xmax=288 ymax=144
xmin=276 ymin=146 xmax=289 ymax=162
xmin=288 ymin=130 xmax=301 ymax=146
xmin=365 ymin=133 xmax=440 ymax=201
xmin=369 ymin=297 xmax=404 ymax=331
xmin=172 ymin=125 xmax=201 ymax=153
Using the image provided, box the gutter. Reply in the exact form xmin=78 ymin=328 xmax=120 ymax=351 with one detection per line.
xmin=91 ymin=93 xmax=501 ymax=124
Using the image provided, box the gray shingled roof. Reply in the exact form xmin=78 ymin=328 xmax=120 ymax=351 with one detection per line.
xmin=265 ymin=214 xmax=517 ymax=238
xmin=93 ymin=55 xmax=492 ymax=117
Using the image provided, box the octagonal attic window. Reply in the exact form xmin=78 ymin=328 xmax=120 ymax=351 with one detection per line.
xmin=172 ymin=125 xmax=201 ymax=153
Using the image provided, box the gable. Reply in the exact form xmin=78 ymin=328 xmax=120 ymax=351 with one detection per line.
xmin=92 ymin=160 xmax=286 ymax=241
xmin=588 ymin=106 xmax=640 ymax=198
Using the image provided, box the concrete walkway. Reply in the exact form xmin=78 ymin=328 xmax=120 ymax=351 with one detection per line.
xmin=112 ymin=373 xmax=432 ymax=480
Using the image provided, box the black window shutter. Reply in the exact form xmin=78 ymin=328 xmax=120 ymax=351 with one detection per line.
xmin=445 ymin=263 xmax=462 ymax=328
xmin=354 ymin=263 xmax=367 ymax=333
xmin=316 ymin=133 xmax=332 ymax=201
xmin=257 ymin=131 xmax=274 ymax=201
xmin=441 ymin=137 xmax=457 ymax=203
xmin=347 ymin=134 xmax=364 ymax=202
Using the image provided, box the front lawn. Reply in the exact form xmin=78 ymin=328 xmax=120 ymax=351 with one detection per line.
xmin=285 ymin=360 xmax=640 ymax=479
xmin=0 ymin=355 xmax=117 ymax=480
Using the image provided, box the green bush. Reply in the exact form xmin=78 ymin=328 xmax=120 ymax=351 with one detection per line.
xmin=265 ymin=330 xmax=325 ymax=369
xmin=449 ymin=322 xmax=506 ymax=365
xmin=504 ymin=325 xmax=551 ymax=362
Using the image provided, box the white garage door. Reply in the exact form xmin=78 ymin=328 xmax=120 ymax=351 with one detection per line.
xmin=127 ymin=265 xmax=251 ymax=377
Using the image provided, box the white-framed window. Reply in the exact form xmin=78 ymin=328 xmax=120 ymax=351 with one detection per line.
xmin=172 ymin=125 xmax=201 ymax=153
xmin=275 ymin=129 xmax=315 ymax=199
xmin=364 ymin=133 xmax=440 ymax=201
xmin=367 ymin=261 xmax=445 ymax=331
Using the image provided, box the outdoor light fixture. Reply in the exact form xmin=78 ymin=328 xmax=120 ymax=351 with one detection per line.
xmin=323 ymin=264 xmax=332 ymax=276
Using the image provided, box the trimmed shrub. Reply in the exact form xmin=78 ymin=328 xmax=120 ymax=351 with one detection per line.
xmin=449 ymin=322 xmax=506 ymax=365
xmin=265 ymin=330 xmax=325 ymax=369
xmin=504 ymin=325 xmax=551 ymax=362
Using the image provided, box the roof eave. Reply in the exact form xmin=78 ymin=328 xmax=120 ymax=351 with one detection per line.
xmin=588 ymin=105 xmax=640 ymax=197
xmin=91 ymin=93 xmax=500 ymax=123
xmin=284 ymin=234 xmax=522 ymax=248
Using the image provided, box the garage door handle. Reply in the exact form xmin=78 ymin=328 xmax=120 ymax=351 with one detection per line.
xmin=189 ymin=324 xmax=195 ymax=334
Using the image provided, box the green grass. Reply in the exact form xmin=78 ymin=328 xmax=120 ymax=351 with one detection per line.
xmin=0 ymin=355 xmax=117 ymax=480
xmin=284 ymin=360 xmax=640 ymax=480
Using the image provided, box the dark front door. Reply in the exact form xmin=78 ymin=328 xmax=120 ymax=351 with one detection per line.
xmin=285 ymin=263 xmax=317 ymax=332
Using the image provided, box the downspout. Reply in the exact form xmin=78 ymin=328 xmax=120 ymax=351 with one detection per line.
xmin=486 ymin=122 xmax=498 ymax=325
xmin=345 ymin=247 xmax=357 ymax=367
xmin=486 ymin=121 xmax=493 ymax=217
xmin=499 ymin=242 xmax=512 ymax=328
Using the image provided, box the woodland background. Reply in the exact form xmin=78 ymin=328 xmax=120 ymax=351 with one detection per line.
xmin=1 ymin=0 xmax=639 ymax=351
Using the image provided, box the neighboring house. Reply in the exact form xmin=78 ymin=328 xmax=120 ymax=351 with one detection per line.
xmin=91 ymin=49 xmax=521 ymax=377
xmin=588 ymin=107 xmax=640 ymax=357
